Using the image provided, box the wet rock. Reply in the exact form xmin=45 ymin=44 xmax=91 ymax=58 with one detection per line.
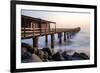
xmin=52 ymin=52 xmax=64 ymax=61
xmin=71 ymin=52 xmax=89 ymax=60
xmin=22 ymin=52 xmax=32 ymax=61
xmin=79 ymin=53 xmax=89 ymax=59
xmin=62 ymin=51 xmax=69 ymax=60
xmin=42 ymin=47 xmax=52 ymax=56
xmin=71 ymin=52 xmax=84 ymax=60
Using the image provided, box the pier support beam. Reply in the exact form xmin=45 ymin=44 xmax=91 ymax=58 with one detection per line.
xmin=64 ymin=32 xmax=66 ymax=42
xmin=69 ymin=33 xmax=71 ymax=39
xmin=58 ymin=33 xmax=62 ymax=44
xmin=67 ymin=32 xmax=70 ymax=40
xmin=45 ymin=35 xmax=48 ymax=45
xmin=32 ymin=36 xmax=38 ymax=48
xmin=51 ymin=34 xmax=54 ymax=48
xmin=69 ymin=33 xmax=72 ymax=39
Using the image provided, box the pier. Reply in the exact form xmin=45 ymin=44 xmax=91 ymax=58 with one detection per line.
xmin=21 ymin=15 xmax=81 ymax=50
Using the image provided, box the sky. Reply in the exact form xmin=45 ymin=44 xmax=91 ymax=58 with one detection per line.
xmin=21 ymin=10 xmax=90 ymax=32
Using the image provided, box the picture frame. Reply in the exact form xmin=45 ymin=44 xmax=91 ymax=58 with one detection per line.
xmin=10 ymin=0 xmax=97 ymax=72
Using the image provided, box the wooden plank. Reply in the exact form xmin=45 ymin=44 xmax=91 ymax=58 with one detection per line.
xmin=21 ymin=31 xmax=40 ymax=34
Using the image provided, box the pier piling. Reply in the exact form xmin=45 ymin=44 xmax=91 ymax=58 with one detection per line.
xmin=64 ymin=32 xmax=66 ymax=42
xmin=67 ymin=32 xmax=70 ymax=40
xmin=45 ymin=35 xmax=48 ymax=45
xmin=51 ymin=34 xmax=54 ymax=48
xmin=32 ymin=36 xmax=38 ymax=48
xmin=58 ymin=33 xmax=62 ymax=44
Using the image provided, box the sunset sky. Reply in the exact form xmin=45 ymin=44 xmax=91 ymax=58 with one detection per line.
xmin=21 ymin=10 xmax=90 ymax=32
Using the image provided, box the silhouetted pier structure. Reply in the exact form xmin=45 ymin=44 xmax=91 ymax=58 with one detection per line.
xmin=21 ymin=15 xmax=81 ymax=50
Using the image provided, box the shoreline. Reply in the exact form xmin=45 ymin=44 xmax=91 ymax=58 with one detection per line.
xmin=52 ymin=48 xmax=90 ymax=57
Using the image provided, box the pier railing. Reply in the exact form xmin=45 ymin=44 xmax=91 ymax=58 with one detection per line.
xmin=21 ymin=27 xmax=56 ymax=38
xmin=21 ymin=27 xmax=80 ymax=39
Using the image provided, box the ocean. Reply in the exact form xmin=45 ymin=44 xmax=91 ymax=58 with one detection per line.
xmin=21 ymin=30 xmax=90 ymax=56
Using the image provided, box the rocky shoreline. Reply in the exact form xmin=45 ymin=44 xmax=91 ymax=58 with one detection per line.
xmin=21 ymin=43 xmax=89 ymax=63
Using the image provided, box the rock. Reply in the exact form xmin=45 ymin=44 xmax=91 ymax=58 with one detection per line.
xmin=42 ymin=47 xmax=52 ymax=56
xmin=62 ymin=51 xmax=69 ymax=60
xmin=71 ymin=52 xmax=84 ymax=60
xmin=21 ymin=43 xmax=34 ymax=54
xmin=79 ymin=53 xmax=89 ymax=59
xmin=71 ymin=52 xmax=89 ymax=60
xmin=21 ymin=52 xmax=32 ymax=61
xmin=52 ymin=52 xmax=63 ymax=61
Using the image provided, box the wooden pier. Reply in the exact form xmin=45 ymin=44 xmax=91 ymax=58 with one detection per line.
xmin=21 ymin=15 xmax=81 ymax=50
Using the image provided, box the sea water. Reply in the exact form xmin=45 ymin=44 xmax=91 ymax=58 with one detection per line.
xmin=21 ymin=30 xmax=90 ymax=56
